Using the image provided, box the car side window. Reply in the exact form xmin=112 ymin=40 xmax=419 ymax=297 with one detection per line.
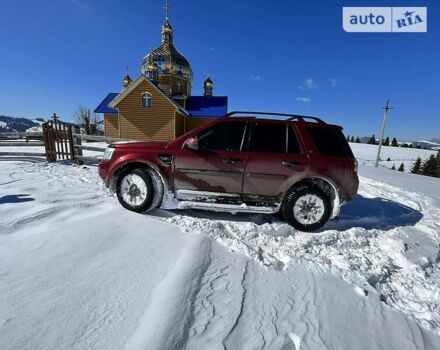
xmin=196 ymin=121 xmax=246 ymax=151
xmin=248 ymin=122 xmax=286 ymax=153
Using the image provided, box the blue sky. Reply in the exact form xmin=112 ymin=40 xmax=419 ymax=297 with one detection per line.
xmin=0 ymin=0 xmax=438 ymax=140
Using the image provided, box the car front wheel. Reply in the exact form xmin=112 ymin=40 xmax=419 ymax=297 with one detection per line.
xmin=116 ymin=168 xmax=155 ymax=213
xmin=282 ymin=185 xmax=331 ymax=232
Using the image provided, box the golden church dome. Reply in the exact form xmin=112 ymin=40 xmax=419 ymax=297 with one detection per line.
xmin=141 ymin=19 xmax=193 ymax=82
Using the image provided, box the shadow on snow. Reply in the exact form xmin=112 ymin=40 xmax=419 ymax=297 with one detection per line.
xmin=0 ymin=194 xmax=34 ymax=205
xmin=325 ymin=195 xmax=423 ymax=231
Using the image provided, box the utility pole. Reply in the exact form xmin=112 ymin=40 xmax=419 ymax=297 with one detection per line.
xmin=375 ymin=99 xmax=393 ymax=167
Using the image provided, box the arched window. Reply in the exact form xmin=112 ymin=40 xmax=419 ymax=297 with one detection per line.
xmin=141 ymin=92 xmax=152 ymax=108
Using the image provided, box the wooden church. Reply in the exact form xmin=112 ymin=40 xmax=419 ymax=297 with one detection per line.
xmin=94 ymin=6 xmax=227 ymax=141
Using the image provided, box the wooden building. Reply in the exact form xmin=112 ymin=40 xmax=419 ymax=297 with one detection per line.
xmin=94 ymin=8 xmax=228 ymax=141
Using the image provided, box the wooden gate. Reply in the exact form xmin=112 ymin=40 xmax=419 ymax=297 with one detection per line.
xmin=43 ymin=117 xmax=74 ymax=162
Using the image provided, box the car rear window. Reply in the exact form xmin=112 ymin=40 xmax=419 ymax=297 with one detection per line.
xmin=306 ymin=127 xmax=353 ymax=157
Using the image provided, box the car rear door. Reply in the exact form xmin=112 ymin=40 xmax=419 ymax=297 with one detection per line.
xmin=241 ymin=121 xmax=309 ymax=203
xmin=173 ymin=120 xmax=247 ymax=201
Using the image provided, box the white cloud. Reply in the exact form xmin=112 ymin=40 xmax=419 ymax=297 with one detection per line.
xmin=298 ymin=78 xmax=316 ymax=90
xmin=329 ymin=78 xmax=336 ymax=87
xmin=250 ymin=74 xmax=261 ymax=81
xmin=296 ymin=96 xmax=311 ymax=104
xmin=305 ymin=78 xmax=316 ymax=89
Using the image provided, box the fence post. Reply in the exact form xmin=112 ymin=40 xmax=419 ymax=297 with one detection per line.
xmin=68 ymin=126 xmax=75 ymax=160
xmin=73 ymin=126 xmax=83 ymax=165
xmin=43 ymin=123 xmax=56 ymax=162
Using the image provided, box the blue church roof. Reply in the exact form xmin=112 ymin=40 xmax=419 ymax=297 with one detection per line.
xmin=94 ymin=93 xmax=119 ymax=114
xmin=186 ymin=96 xmax=228 ymax=117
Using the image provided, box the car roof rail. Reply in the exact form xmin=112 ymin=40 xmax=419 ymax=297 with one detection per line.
xmin=224 ymin=111 xmax=326 ymax=124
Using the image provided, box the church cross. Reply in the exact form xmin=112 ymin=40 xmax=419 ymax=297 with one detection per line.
xmin=164 ymin=2 xmax=171 ymax=21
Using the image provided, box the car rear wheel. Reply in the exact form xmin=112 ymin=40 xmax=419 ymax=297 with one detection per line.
xmin=282 ymin=185 xmax=331 ymax=232
xmin=116 ymin=168 xmax=154 ymax=213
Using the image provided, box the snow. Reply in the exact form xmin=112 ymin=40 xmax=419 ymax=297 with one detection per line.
xmin=25 ymin=126 xmax=43 ymax=132
xmin=350 ymin=142 xmax=438 ymax=172
xmin=419 ymin=140 xmax=440 ymax=146
xmin=1 ymin=144 xmax=440 ymax=349
xmin=0 ymin=141 xmax=107 ymax=158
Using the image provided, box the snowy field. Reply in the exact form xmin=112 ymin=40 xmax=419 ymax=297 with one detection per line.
xmin=350 ymin=142 xmax=437 ymax=172
xmin=1 ymin=143 xmax=440 ymax=349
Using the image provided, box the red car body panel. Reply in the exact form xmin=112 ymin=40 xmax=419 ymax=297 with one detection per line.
xmin=99 ymin=117 xmax=359 ymax=209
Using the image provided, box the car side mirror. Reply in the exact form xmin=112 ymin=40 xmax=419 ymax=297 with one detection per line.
xmin=183 ymin=137 xmax=200 ymax=151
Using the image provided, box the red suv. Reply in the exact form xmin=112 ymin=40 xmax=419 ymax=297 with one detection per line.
xmin=99 ymin=112 xmax=359 ymax=231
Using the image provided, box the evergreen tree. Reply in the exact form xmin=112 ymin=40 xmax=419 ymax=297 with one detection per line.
xmin=391 ymin=137 xmax=398 ymax=147
xmin=421 ymin=155 xmax=439 ymax=177
xmin=368 ymin=134 xmax=376 ymax=145
xmin=350 ymin=136 xmax=354 ymax=142
xmin=411 ymin=157 xmax=422 ymax=174
xmin=356 ymin=136 xmax=361 ymax=143
xmin=347 ymin=134 xmax=350 ymax=141
xmin=437 ymin=152 xmax=440 ymax=177
xmin=383 ymin=137 xmax=390 ymax=146
xmin=391 ymin=164 xmax=396 ymax=170
xmin=398 ymin=163 xmax=405 ymax=172
xmin=409 ymin=144 xmax=413 ymax=148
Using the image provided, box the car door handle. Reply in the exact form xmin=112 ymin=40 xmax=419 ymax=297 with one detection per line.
xmin=282 ymin=160 xmax=302 ymax=168
xmin=222 ymin=157 xmax=241 ymax=164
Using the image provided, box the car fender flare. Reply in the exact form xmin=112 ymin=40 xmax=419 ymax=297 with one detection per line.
xmin=108 ymin=160 xmax=170 ymax=195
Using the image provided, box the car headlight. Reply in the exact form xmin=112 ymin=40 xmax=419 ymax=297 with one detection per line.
xmin=102 ymin=147 xmax=115 ymax=160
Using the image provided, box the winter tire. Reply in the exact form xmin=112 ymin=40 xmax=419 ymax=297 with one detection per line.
xmin=282 ymin=185 xmax=331 ymax=232
xmin=116 ymin=168 xmax=155 ymax=213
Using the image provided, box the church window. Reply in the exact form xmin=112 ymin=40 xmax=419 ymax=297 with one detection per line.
xmin=142 ymin=92 xmax=152 ymax=108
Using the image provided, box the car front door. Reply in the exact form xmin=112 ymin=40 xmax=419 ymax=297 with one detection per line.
xmin=241 ymin=121 xmax=309 ymax=203
xmin=173 ymin=120 xmax=248 ymax=201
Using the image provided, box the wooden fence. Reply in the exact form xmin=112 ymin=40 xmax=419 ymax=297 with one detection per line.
xmin=0 ymin=117 xmax=129 ymax=163
xmin=0 ymin=132 xmax=46 ymax=157
xmin=71 ymin=132 xmax=126 ymax=163
xmin=43 ymin=119 xmax=74 ymax=162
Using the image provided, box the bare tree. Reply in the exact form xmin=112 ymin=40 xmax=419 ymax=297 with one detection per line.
xmin=73 ymin=106 xmax=101 ymax=135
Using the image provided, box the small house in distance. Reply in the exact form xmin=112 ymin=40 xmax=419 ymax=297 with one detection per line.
xmin=94 ymin=9 xmax=228 ymax=141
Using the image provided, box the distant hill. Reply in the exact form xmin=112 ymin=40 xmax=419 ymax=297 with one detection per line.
xmin=0 ymin=115 xmax=46 ymax=132
xmin=414 ymin=140 xmax=440 ymax=151
xmin=354 ymin=135 xmax=440 ymax=151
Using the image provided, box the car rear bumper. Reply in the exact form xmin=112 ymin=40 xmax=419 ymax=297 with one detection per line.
xmin=341 ymin=174 xmax=359 ymax=202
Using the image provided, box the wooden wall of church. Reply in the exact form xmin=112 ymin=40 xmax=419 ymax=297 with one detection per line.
xmin=174 ymin=111 xmax=186 ymax=138
xmin=104 ymin=114 xmax=119 ymax=138
xmin=116 ymin=80 xmax=175 ymax=141
xmin=186 ymin=117 xmax=215 ymax=132
xmin=158 ymin=74 xmax=191 ymax=97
